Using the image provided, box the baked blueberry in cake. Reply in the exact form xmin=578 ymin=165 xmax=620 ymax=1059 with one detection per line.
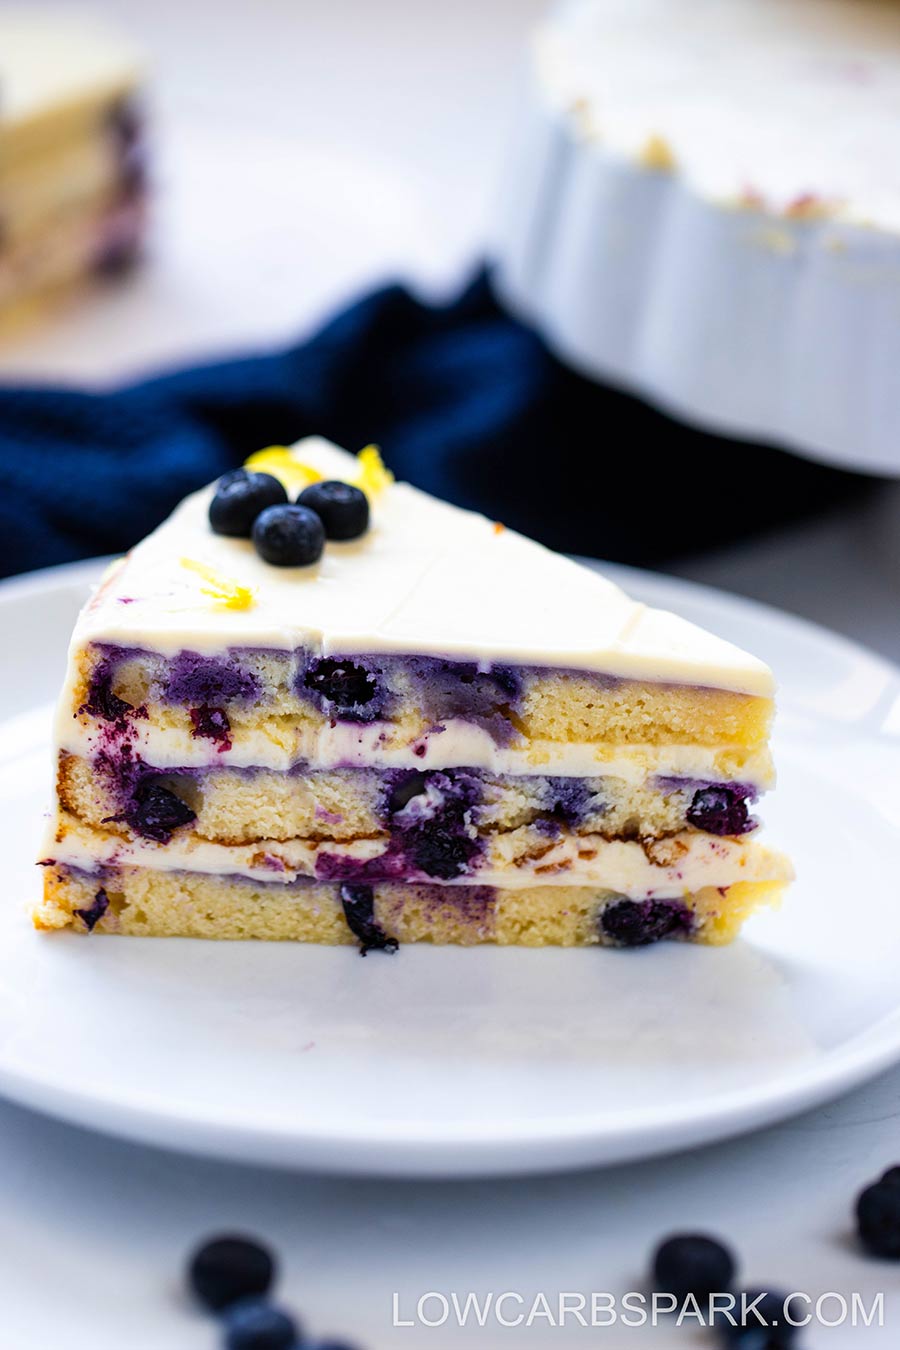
xmin=36 ymin=438 xmax=791 ymax=949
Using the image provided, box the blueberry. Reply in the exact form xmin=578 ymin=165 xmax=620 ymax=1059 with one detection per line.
xmin=253 ymin=504 xmax=325 ymax=566
xmin=340 ymin=883 xmax=399 ymax=955
xmin=127 ymin=782 xmax=196 ymax=843
xmin=188 ymin=1235 xmax=276 ymax=1313
xmin=652 ymin=1233 xmax=736 ymax=1302
xmin=881 ymin=1166 xmax=900 ymax=1187
xmin=718 ymin=1290 xmax=802 ymax=1344
xmin=406 ymin=823 xmax=476 ymax=880
xmin=209 ymin=470 xmax=288 ymax=538
xmin=304 ymin=658 xmax=377 ymax=712
xmin=601 ymin=898 xmax=691 ymax=947
xmin=315 ymin=1343 xmax=362 ymax=1350
xmin=73 ymin=887 xmax=110 ymax=933
xmin=297 ymin=480 xmax=369 ymax=541
xmin=687 ymin=786 xmax=752 ymax=836
xmin=222 ymin=1298 xmax=299 ymax=1350
xmin=857 ymin=1180 xmax=900 ymax=1258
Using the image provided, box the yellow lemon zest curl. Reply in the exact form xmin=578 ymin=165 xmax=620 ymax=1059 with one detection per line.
xmin=353 ymin=444 xmax=393 ymax=498
xmin=180 ymin=558 xmax=256 ymax=611
xmin=243 ymin=442 xmax=393 ymax=503
xmin=243 ymin=446 xmax=324 ymax=493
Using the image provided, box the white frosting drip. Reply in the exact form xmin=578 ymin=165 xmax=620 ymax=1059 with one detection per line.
xmin=64 ymin=437 xmax=774 ymax=696
xmin=539 ymin=0 xmax=900 ymax=230
xmin=47 ymin=816 xmax=792 ymax=896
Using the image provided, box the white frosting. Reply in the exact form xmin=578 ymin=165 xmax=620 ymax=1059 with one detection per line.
xmin=66 ymin=437 xmax=774 ymax=696
xmin=48 ymin=815 xmax=792 ymax=896
xmin=539 ymin=0 xmax=900 ymax=230
xmin=57 ymin=715 xmax=775 ymax=787
xmin=0 ymin=14 xmax=140 ymax=132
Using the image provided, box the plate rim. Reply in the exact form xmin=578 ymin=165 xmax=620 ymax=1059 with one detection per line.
xmin=3 ymin=555 xmax=900 ymax=1177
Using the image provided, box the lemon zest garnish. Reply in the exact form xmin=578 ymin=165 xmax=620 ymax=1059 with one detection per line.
xmin=180 ymin=558 xmax=256 ymax=611
xmin=353 ymin=444 xmax=394 ymax=498
xmin=243 ymin=446 xmax=324 ymax=493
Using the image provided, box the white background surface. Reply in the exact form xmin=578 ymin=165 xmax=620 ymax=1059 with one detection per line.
xmin=1 ymin=1 xmax=899 ymax=1344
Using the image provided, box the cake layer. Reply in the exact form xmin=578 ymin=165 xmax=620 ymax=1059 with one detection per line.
xmin=66 ymin=641 xmax=775 ymax=776
xmin=37 ymin=865 xmax=784 ymax=948
xmin=45 ymin=808 xmax=791 ymax=895
xmin=0 ymin=194 xmax=144 ymax=313
xmin=58 ymin=753 xmax=762 ymax=847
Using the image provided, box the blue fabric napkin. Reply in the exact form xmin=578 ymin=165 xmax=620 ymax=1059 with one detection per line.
xmin=0 ymin=270 xmax=868 ymax=579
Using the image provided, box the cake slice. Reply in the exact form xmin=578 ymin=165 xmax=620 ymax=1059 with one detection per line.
xmin=36 ymin=437 xmax=792 ymax=949
xmin=0 ymin=13 xmax=145 ymax=323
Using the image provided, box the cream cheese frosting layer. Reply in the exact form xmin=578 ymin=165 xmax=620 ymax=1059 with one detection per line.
xmin=66 ymin=438 xmax=774 ymax=696
xmin=0 ymin=14 xmax=141 ymax=153
xmin=57 ymin=715 xmax=775 ymax=787
xmin=538 ymin=0 xmax=900 ymax=230
xmin=46 ymin=814 xmax=793 ymax=896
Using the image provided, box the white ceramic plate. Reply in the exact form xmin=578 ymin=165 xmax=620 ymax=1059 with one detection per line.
xmin=2 ymin=558 xmax=899 ymax=1177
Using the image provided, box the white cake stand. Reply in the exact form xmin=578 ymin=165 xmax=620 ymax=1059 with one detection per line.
xmin=494 ymin=0 xmax=900 ymax=478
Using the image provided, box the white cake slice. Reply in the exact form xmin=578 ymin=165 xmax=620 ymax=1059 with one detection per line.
xmin=37 ymin=438 xmax=791 ymax=950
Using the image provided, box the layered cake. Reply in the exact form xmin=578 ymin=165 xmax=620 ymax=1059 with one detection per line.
xmin=36 ymin=438 xmax=792 ymax=950
xmin=0 ymin=13 xmax=145 ymax=324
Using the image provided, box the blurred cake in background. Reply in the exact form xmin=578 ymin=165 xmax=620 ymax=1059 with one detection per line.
xmin=496 ymin=0 xmax=900 ymax=476
xmin=0 ymin=12 xmax=145 ymax=327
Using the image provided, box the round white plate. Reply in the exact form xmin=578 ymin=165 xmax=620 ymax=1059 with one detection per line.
xmin=2 ymin=558 xmax=899 ymax=1177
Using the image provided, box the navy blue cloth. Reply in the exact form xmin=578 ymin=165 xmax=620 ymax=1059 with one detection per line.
xmin=0 ymin=270 xmax=869 ymax=578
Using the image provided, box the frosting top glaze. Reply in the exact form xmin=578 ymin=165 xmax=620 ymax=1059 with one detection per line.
xmin=70 ymin=437 xmax=775 ymax=696
xmin=538 ymin=0 xmax=900 ymax=229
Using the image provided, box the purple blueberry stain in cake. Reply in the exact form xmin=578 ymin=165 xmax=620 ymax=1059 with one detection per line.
xmin=541 ymin=777 xmax=592 ymax=826
xmin=339 ymin=883 xmax=399 ymax=955
xmin=314 ymin=806 xmax=344 ymax=825
xmin=73 ymin=887 xmax=109 ymax=933
xmin=300 ymin=657 xmax=387 ymax=723
xmin=190 ymin=705 xmax=232 ymax=752
xmin=82 ymin=656 xmax=136 ymax=726
xmin=600 ymin=897 xmax=693 ymax=947
xmin=164 ymin=652 xmax=260 ymax=705
xmin=409 ymin=657 xmax=523 ymax=746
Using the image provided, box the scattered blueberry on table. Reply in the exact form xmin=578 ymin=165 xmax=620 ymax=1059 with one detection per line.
xmin=209 ymin=471 xmax=288 ymax=538
xmin=717 ymin=1289 xmax=801 ymax=1345
xmin=856 ymin=1165 xmax=900 ymax=1258
xmin=297 ymin=480 xmax=369 ymax=541
xmin=652 ymin=1232 xmax=736 ymax=1302
xmin=223 ymin=1297 xmax=300 ymax=1350
xmin=252 ymin=504 xmax=326 ymax=567
xmin=188 ymin=1232 xmax=363 ymax=1347
xmin=189 ymin=1234 xmax=276 ymax=1312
